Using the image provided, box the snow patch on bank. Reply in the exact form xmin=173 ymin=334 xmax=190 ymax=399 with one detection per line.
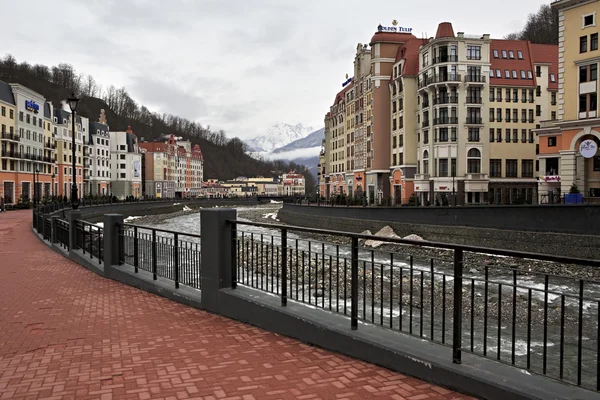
xmin=262 ymin=211 xmax=279 ymax=221
xmin=361 ymin=226 xmax=424 ymax=248
xmin=124 ymin=216 xmax=143 ymax=222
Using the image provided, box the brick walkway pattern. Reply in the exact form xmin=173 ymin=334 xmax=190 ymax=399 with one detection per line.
xmin=0 ymin=210 xmax=473 ymax=400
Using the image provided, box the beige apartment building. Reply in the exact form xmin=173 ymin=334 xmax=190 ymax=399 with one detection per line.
xmin=321 ymin=22 xmax=558 ymax=205
xmin=535 ymin=0 xmax=599 ymax=200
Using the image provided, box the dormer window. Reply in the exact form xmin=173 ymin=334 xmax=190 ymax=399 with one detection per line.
xmin=550 ymin=74 xmax=556 ymax=82
xmin=527 ymin=71 xmax=533 ymax=79
xmin=517 ymin=51 xmax=523 ymax=59
xmin=505 ymin=69 xmax=510 ymax=78
xmin=502 ymin=50 xmax=507 ymax=58
xmin=496 ymin=69 xmax=501 ymax=76
xmin=512 ymin=70 xmax=518 ymax=78
xmin=493 ymin=50 xmax=499 ymax=58
xmin=521 ymin=70 xmax=526 ymax=78
xmin=509 ymin=50 xmax=515 ymax=59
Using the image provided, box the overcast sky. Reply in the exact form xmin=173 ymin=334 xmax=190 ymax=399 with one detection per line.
xmin=2 ymin=0 xmax=548 ymax=139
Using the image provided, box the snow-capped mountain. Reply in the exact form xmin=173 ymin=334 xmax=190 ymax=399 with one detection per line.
xmin=246 ymin=123 xmax=316 ymax=153
xmin=271 ymin=128 xmax=324 ymax=154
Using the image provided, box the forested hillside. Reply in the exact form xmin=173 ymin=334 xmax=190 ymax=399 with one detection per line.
xmin=0 ymin=55 xmax=315 ymax=191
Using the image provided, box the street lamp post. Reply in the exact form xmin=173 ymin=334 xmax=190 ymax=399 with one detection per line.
xmin=33 ymin=167 xmax=38 ymax=208
xmin=67 ymin=93 xmax=80 ymax=209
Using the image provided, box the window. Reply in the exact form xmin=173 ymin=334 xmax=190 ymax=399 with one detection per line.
xmin=19 ymin=112 xmax=23 ymax=121
xmin=517 ymin=50 xmax=523 ymax=59
xmin=468 ymin=128 xmax=480 ymax=142
xmin=497 ymin=108 xmax=502 ymax=121
xmin=592 ymin=33 xmax=599 ymax=51
xmin=581 ymin=36 xmax=588 ymax=53
xmin=550 ymin=74 xmax=556 ymax=82
xmin=496 ymin=69 xmax=501 ymax=77
xmin=490 ymin=159 xmax=502 ymax=177
xmin=489 ymin=128 xmax=495 ymax=142
xmin=505 ymin=70 xmax=510 ymax=78
xmin=521 ymin=129 xmax=527 ymax=142
xmin=490 ymin=109 xmax=495 ymax=122
xmin=467 ymin=148 xmax=481 ymax=173
xmin=439 ymin=159 xmax=448 ymax=177
xmin=493 ymin=49 xmax=499 ymax=58
xmin=489 ymin=69 xmax=494 ymax=78
xmin=506 ymin=128 xmax=511 ymax=142
xmin=551 ymin=92 xmax=557 ymax=105
xmin=467 ymin=45 xmax=481 ymax=60
xmin=506 ymin=108 xmax=511 ymax=122
xmin=592 ymin=63 xmax=598 ymax=81
xmin=9 ymin=110 xmax=13 ymax=119
xmin=513 ymin=109 xmax=518 ymax=122
xmin=584 ymin=14 xmax=595 ymax=27
xmin=1 ymin=106 xmax=4 ymax=117
xmin=490 ymin=88 xmax=495 ymax=101
xmin=580 ymin=94 xmax=587 ymax=112
xmin=506 ymin=160 xmax=518 ymax=177
xmin=422 ymin=150 xmax=429 ymax=174
xmin=536 ymin=86 xmax=541 ymax=96
xmin=502 ymin=50 xmax=507 ymax=58
xmin=548 ymin=137 xmax=557 ymax=147
xmin=512 ymin=70 xmax=518 ymax=78
xmin=509 ymin=50 xmax=515 ymax=59
xmin=536 ymin=105 xmax=541 ymax=116
xmin=552 ymin=111 xmax=557 ymax=120
xmin=497 ymin=88 xmax=503 ymax=101
xmin=521 ymin=70 xmax=526 ymax=79
xmin=522 ymin=109 xmax=527 ymax=122
xmin=522 ymin=160 xmax=534 ymax=178
xmin=527 ymin=71 xmax=533 ymax=79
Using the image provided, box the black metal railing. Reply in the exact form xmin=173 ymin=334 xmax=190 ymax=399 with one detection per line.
xmin=119 ymin=224 xmax=201 ymax=290
xmin=56 ymin=219 xmax=70 ymax=249
xmin=43 ymin=217 xmax=51 ymax=241
xmin=76 ymin=220 xmax=103 ymax=263
xmin=229 ymin=219 xmax=600 ymax=391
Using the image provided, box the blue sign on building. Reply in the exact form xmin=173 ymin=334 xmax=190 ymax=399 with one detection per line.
xmin=342 ymin=77 xmax=352 ymax=87
xmin=25 ymin=100 xmax=40 ymax=113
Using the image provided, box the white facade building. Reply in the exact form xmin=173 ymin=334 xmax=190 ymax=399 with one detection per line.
xmin=87 ymin=113 xmax=110 ymax=196
xmin=109 ymin=126 xmax=142 ymax=199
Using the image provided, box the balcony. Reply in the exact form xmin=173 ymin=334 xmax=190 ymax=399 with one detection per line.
xmin=1 ymin=149 xmax=21 ymax=158
xmin=464 ymin=75 xmax=487 ymax=84
xmin=465 ymin=97 xmax=483 ymax=104
xmin=1 ymin=132 xmax=20 ymax=142
xmin=432 ymin=74 xmax=462 ymax=85
xmin=422 ymin=101 xmax=430 ymax=108
xmin=44 ymin=140 xmax=56 ymax=149
xmin=433 ymin=117 xmax=458 ymax=125
xmin=466 ymin=173 xmax=488 ymax=180
xmin=432 ymin=55 xmax=458 ymax=64
xmin=466 ymin=117 xmax=483 ymax=125
xmin=433 ymin=96 xmax=458 ymax=105
xmin=422 ymin=121 xmax=430 ymax=128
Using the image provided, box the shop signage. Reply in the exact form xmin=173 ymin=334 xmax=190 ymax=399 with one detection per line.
xmin=579 ymin=139 xmax=598 ymax=158
xmin=25 ymin=100 xmax=39 ymax=113
xmin=377 ymin=20 xmax=413 ymax=33
xmin=539 ymin=175 xmax=561 ymax=182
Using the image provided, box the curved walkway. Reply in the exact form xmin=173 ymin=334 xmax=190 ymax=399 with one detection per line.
xmin=0 ymin=210 xmax=472 ymax=400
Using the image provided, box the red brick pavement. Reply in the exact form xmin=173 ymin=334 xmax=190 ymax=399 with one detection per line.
xmin=0 ymin=210 xmax=474 ymax=400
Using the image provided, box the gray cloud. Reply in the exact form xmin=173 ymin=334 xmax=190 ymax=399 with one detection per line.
xmin=129 ymin=77 xmax=208 ymax=121
xmin=1 ymin=0 xmax=542 ymax=139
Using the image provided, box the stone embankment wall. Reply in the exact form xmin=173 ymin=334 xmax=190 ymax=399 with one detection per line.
xmin=279 ymin=204 xmax=600 ymax=259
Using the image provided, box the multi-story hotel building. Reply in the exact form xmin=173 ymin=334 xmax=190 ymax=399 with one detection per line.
xmin=0 ymin=81 xmax=56 ymax=205
xmin=85 ymin=110 xmax=110 ymax=196
xmin=535 ymin=0 xmax=599 ymax=200
xmin=110 ymin=127 xmax=142 ymax=199
xmin=322 ymin=22 xmax=558 ymax=205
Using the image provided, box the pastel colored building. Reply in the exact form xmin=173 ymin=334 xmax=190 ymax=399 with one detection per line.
xmin=110 ymin=127 xmax=142 ymax=199
xmin=534 ymin=0 xmax=600 ymax=200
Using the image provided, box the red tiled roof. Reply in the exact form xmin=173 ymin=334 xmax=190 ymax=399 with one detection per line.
xmin=333 ymin=81 xmax=353 ymax=105
xmin=435 ymin=22 xmax=455 ymax=39
xmin=530 ymin=43 xmax=559 ymax=90
xmin=396 ymin=38 xmax=428 ymax=76
xmin=370 ymin=32 xmax=416 ymax=45
xmin=489 ymin=40 xmax=537 ymax=87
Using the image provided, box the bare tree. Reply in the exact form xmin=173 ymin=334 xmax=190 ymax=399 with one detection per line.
xmin=505 ymin=4 xmax=558 ymax=44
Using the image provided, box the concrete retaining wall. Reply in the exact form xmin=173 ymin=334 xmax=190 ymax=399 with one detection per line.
xmin=279 ymin=205 xmax=600 ymax=259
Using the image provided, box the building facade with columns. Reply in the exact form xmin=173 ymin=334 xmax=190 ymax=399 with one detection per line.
xmin=535 ymin=0 xmax=600 ymax=201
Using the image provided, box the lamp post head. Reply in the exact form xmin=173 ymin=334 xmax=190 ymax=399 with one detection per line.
xmin=67 ymin=93 xmax=79 ymax=113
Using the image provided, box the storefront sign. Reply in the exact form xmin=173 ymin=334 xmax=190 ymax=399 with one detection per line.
xmin=25 ymin=100 xmax=39 ymax=113
xmin=539 ymin=175 xmax=561 ymax=182
xmin=377 ymin=20 xmax=413 ymax=33
xmin=579 ymin=139 xmax=598 ymax=158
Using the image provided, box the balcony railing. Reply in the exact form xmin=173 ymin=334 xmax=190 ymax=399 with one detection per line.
xmin=433 ymin=96 xmax=459 ymax=105
xmin=422 ymin=120 xmax=430 ymax=128
xmin=466 ymin=97 xmax=483 ymax=104
xmin=464 ymin=75 xmax=487 ymax=83
xmin=1 ymin=132 xmax=20 ymax=141
xmin=414 ymin=174 xmax=430 ymax=180
xmin=466 ymin=117 xmax=483 ymax=124
xmin=1 ymin=149 xmax=21 ymax=158
xmin=44 ymin=140 xmax=56 ymax=149
xmin=433 ymin=117 xmax=459 ymax=125
xmin=432 ymin=55 xmax=458 ymax=64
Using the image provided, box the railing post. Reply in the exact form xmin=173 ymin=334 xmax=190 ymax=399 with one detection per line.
xmin=68 ymin=210 xmax=81 ymax=253
xmin=174 ymin=233 xmax=179 ymax=289
xmin=200 ymin=209 xmax=236 ymax=312
xmin=152 ymin=229 xmax=157 ymax=280
xmin=103 ymin=214 xmax=124 ymax=278
xmin=231 ymin=221 xmax=237 ymax=289
xmin=133 ymin=226 xmax=139 ymax=273
xmin=453 ymin=248 xmax=464 ymax=364
xmin=351 ymin=236 xmax=359 ymax=330
xmin=50 ymin=216 xmax=58 ymax=244
xmin=281 ymin=228 xmax=288 ymax=306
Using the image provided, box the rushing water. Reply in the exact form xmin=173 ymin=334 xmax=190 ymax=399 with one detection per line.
xmin=133 ymin=205 xmax=600 ymax=390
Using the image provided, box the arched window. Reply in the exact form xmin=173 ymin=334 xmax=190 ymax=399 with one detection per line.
xmin=467 ymin=148 xmax=481 ymax=173
xmin=423 ymin=150 xmax=429 ymax=174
